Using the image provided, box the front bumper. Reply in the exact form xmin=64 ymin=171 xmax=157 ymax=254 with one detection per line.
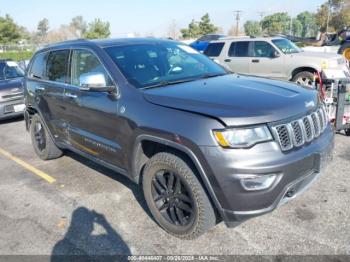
xmin=0 ymin=98 xmax=25 ymax=120
xmin=200 ymin=124 xmax=334 ymax=226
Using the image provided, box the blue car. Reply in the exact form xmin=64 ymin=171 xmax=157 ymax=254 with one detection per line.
xmin=190 ymin=34 xmax=226 ymax=52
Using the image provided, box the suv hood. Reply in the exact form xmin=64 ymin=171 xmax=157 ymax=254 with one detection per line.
xmin=0 ymin=78 xmax=23 ymax=91
xmin=293 ymin=51 xmax=342 ymax=60
xmin=143 ymin=74 xmax=319 ymax=126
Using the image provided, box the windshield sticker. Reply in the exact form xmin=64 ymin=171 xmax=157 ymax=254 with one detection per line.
xmin=6 ymin=61 xmax=18 ymax=67
xmin=178 ymin=45 xmax=200 ymax=54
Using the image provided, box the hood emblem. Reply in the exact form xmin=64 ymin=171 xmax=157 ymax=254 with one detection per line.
xmin=305 ymin=100 xmax=316 ymax=109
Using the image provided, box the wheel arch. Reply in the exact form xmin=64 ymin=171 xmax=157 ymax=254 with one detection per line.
xmin=131 ymin=135 xmax=223 ymax=216
xmin=290 ymin=67 xmax=318 ymax=81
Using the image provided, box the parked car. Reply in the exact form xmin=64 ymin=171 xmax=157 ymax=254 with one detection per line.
xmin=190 ymin=34 xmax=226 ymax=52
xmin=0 ymin=59 xmax=25 ymax=121
xmin=24 ymin=38 xmax=334 ymax=239
xmin=204 ymin=37 xmax=349 ymax=87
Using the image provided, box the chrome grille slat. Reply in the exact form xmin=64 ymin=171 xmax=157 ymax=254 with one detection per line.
xmin=273 ymin=107 xmax=328 ymax=152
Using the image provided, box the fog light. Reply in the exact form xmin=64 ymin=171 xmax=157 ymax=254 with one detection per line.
xmin=238 ymin=174 xmax=280 ymax=191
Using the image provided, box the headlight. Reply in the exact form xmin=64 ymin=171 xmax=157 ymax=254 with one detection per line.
xmin=213 ymin=125 xmax=273 ymax=148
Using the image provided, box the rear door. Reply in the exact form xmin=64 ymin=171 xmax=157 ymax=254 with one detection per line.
xmin=249 ymin=41 xmax=286 ymax=79
xmin=222 ymin=41 xmax=251 ymax=74
xmin=61 ymin=48 xmax=123 ymax=167
xmin=27 ymin=50 xmax=69 ymax=142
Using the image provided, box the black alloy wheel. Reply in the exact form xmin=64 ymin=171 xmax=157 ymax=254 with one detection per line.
xmin=151 ymin=169 xmax=195 ymax=227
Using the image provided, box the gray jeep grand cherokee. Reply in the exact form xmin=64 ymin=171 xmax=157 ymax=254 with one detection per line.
xmin=24 ymin=38 xmax=334 ymax=239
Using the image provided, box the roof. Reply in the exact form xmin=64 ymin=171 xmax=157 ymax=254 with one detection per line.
xmin=41 ymin=37 xmax=178 ymax=51
xmin=211 ymin=36 xmax=285 ymax=42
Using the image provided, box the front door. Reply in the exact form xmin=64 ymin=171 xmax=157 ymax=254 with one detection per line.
xmin=61 ymin=49 xmax=123 ymax=167
xmin=249 ymin=41 xmax=286 ymax=80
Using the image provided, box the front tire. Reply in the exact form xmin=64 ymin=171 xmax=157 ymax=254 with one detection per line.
xmin=142 ymin=152 xmax=216 ymax=239
xmin=292 ymin=71 xmax=315 ymax=88
xmin=30 ymin=114 xmax=63 ymax=160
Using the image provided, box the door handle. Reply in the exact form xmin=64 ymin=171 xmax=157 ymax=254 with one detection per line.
xmin=65 ymin=93 xmax=77 ymax=99
xmin=36 ymin=87 xmax=45 ymax=91
xmin=252 ymin=59 xmax=260 ymax=63
xmin=224 ymin=59 xmax=231 ymax=62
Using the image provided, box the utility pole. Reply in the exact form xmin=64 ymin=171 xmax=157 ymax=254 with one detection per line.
xmin=233 ymin=10 xmax=242 ymax=36
xmin=258 ymin=12 xmax=266 ymax=32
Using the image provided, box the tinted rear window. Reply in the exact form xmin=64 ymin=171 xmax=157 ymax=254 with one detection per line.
xmin=204 ymin=43 xmax=224 ymax=57
xmin=228 ymin=41 xmax=250 ymax=57
xmin=29 ymin=52 xmax=48 ymax=79
xmin=46 ymin=50 xmax=70 ymax=83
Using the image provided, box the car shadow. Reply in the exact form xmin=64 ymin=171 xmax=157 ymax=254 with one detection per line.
xmin=65 ymin=151 xmax=154 ymax=221
xmin=51 ymin=207 xmax=131 ymax=261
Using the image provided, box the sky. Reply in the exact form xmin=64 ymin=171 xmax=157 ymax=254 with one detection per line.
xmin=1 ymin=0 xmax=325 ymax=37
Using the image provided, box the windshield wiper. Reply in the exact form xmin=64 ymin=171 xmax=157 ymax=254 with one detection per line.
xmin=142 ymin=78 xmax=200 ymax=90
xmin=198 ymin=72 xmax=228 ymax=79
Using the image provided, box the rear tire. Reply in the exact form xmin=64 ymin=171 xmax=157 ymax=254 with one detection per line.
xmin=30 ymin=114 xmax=63 ymax=160
xmin=142 ymin=152 xmax=216 ymax=239
xmin=292 ymin=71 xmax=315 ymax=88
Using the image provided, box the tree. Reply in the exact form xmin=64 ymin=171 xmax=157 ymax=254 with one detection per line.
xmin=262 ymin=12 xmax=291 ymax=35
xmin=84 ymin=19 xmax=110 ymax=39
xmin=37 ymin=18 xmax=49 ymax=38
xmin=181 ymin=19 xmax=201 ymax=39
xmin=292 ymin=19 xmax=303 ymax=37
xmin=181 ymin=13 xmax=218 ymax=39
xmin=198 ymin=13 xmax=218 ymax=35
xmin=70 ymin=16 xmax=87 ymax=38
xmin=0 ymin=14 xmax=23 ymax=44
xmin=316 ymin=0 xmax=350 ymax=32
xmin=296 ymin=11 xmax=318 ymax=37
xmin=244 ymin=20 xmax=262 ymax=36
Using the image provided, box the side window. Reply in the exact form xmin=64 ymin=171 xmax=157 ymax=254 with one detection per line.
xmin=228 ymin=41 xmax=250 ymax=57
xmin=46 ymin=50 xmax=70 ymax=83
xmin=253 ymin=41 xmax=276 ymax=57
xmin=71 ymin=49 xmax=112 ymax=87
xmin=29 ymin=52 xmax=48 ymax=79
xmin=204 ymin=43 xmax=224 ymax=57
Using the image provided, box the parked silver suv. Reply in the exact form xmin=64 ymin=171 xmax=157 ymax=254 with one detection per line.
xmin=205 ymin=37 xmax=349 ymax=87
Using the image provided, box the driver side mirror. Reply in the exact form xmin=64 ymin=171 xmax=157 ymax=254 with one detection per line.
xmin=271 ymin=50 xmax=281 ymax=58
xmin=79 ymin=72 xmax=115 ymax=92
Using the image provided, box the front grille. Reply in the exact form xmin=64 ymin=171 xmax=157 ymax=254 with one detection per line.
xmin=272 ymin=106 xmax=328 ymax=152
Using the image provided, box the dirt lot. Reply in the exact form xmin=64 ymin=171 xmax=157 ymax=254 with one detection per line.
xmin=0 ymin=117 xmax=349 ymax=258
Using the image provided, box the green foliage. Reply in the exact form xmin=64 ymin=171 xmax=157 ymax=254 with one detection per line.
xmin=181 ymin=20 xmax=200 ymax=39
xmin=181 ymin=13 xmax=218 ymax=39
xmin=0 ymin=51 xmax=33 ymax=61
xmin=0 ymin=14 xmax=24 ymax=44
xmin=292 ymin=19 xmax=303 ymax=37
xmin=296 ymin=12 xmax=318 ymax=37
xmin=37 ymin=18 xmax=49 ymax=37
xmin=261 ymin=12 xmax=291 ymax=35
xmin=244 ymin=20 xmax=262 ymax=36
xmin=84 ymin=19 xmax=111 ymax=39
xmin=198 ymin=13 xmax=218 ymax=35
xmin=316 ymin=0 xmax=350 ymax=32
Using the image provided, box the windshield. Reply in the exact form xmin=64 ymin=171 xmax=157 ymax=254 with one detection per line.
xmin=104 ymin=42 xmax=227 ymax=88
xmin=0 ymin=61 xmax=25 ymax=81
xmin=272 ymin=39 xmax=302 ymax=54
